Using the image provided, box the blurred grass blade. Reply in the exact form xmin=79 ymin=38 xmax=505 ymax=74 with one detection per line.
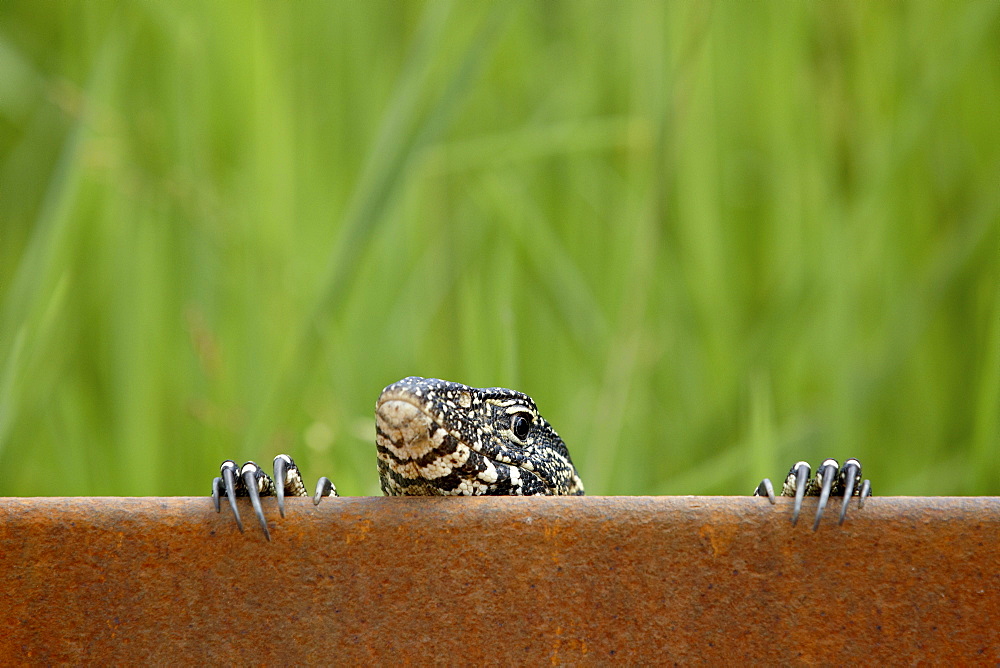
xmin=0 ymin=31 xmax=119 ymax=457
xmin=244 ymin=2 xmax=514 ymax=451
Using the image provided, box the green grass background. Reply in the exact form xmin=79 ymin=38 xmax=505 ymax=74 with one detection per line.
xmin=0 ymin=2 xmax=997 ymax=497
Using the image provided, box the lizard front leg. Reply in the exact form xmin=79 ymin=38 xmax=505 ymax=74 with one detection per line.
xmin=212 ymin=455 xmax=337 ymax=540
xmin=755 ymin=458 xmax=871 ymax=529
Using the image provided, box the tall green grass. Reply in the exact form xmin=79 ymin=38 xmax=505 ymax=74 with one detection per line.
xmin=0 ymin=2 xmax=997 ymax=496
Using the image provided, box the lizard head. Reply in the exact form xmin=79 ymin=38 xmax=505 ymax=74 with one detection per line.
xmin=374 ymin=376 xmax=584 ymax=496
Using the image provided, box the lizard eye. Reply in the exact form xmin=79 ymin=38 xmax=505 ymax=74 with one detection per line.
xmin=510 ymin=414 xmax=532 ymax=441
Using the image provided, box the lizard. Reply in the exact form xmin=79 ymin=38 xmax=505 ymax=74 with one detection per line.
xmin=213 ymin=376 xmax=871 ymax=540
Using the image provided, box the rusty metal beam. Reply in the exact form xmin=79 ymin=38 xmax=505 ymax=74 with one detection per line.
xmin=1 ymin=496 xmax=997 ymax=663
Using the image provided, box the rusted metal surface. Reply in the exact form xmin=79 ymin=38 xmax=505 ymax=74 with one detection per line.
xmin=0 ymin=496 xmax=997 ymax=664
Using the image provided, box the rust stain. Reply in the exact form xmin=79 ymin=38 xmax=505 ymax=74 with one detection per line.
xmin=699 ymin=509 xmax=739 ymax=557
xmin=343 ymin=518 xmax=373 ymax=545
xmin=0 ymin=496 xmax=997 ymax=664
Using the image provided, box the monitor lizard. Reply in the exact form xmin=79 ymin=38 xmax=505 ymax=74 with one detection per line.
xmin=213 ymin=376 xmax=870 ymax=540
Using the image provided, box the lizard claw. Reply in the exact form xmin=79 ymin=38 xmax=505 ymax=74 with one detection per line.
xmin=314 ymin=476 xmax=338 ymax=504
xmin=241 ymin=462 xmax=272 ymax=541
xmin=212 ymin=474 xmax=224 ymax=513
xmin=274 ymin=455 xmax=290 ymax=518
xmin=217 ymin=460 xmax=244 ymax=533
xmin=274 ymin=454 xmax=311 ymax=518
xmin=859 ymin=478 xmax=872 ymax=508
xmin=757 ymin=458 xmax=872 ymax=528
xmin=213 ymin=454 xmax=334 ymax=538
xmin=838 ymin=459 xmax=860 ymax=525
xmin=791 ymin=461 xmax=810 ymax=526
xmin=754 ymin=478 xmax=776 ymax=504
xmin=812 ymin=459 xmax=839 ymax=531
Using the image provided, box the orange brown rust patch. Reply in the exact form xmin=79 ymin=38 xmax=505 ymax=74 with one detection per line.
xmin=0 ymin=496 xmax=997 ymax=663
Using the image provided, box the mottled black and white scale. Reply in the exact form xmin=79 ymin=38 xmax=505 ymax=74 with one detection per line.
xmin=374 ymin=376 xmax=583 ymax=496
xmin=213 ymin=376 xmax=868 ymax=539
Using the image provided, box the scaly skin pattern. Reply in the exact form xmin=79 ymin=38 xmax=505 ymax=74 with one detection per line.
xmin=375 ymin=377 xmax=584 ymax=496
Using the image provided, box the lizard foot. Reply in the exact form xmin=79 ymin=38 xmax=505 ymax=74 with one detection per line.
xmin=212 ymin=455 xmax=337 ymax=540
xmin=754 ymin=458 xmax=871 ymax=530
